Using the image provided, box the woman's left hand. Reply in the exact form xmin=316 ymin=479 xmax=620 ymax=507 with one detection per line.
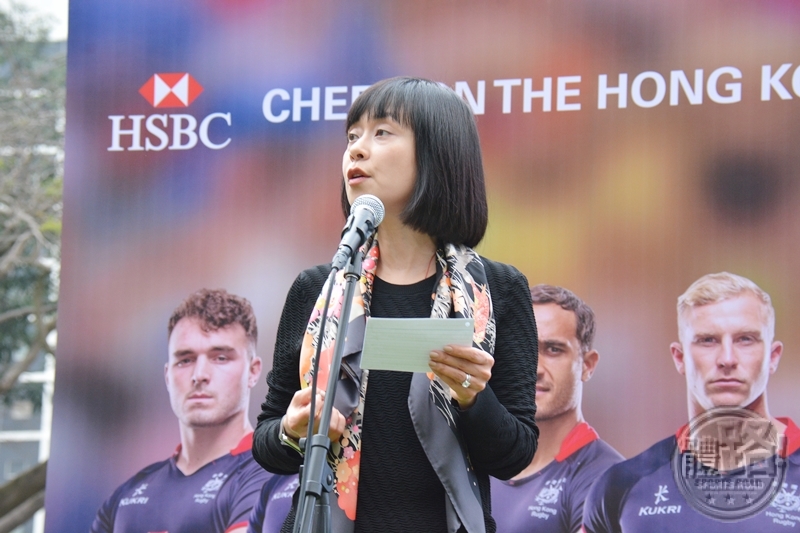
xmin=428 ymin=345 xmax=494 ymax=409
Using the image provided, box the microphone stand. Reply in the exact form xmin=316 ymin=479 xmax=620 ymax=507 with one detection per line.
xmin=294 ymin=248 xmax=364 ymax=533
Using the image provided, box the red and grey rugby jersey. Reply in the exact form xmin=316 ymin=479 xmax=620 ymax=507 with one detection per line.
xmin=92 ymin=433 xmax=272 ymax=533
xmin=491 ymin=422 xmax=623 ymax=533
xmin=582 ymin=418 xmax=800 ymax=533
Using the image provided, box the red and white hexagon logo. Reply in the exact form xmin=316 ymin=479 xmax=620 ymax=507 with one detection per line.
xmin=139 ymin=73 xmax=203 ymax=108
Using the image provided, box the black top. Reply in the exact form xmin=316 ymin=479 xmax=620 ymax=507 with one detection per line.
xmin=253 ymin=258 xmax=539 ymax=533
xmin=356 ymin=275 xmax=447 ymax=531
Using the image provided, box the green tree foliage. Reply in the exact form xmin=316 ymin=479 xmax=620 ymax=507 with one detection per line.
xmin=0 ymin=2 xmax=64 ymax=405
xmin=0 ymin=4 xmax=63 ymax=529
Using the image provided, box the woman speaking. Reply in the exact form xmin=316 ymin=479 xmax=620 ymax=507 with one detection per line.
xmin=253 ymin=76 xmax=539 ymax=533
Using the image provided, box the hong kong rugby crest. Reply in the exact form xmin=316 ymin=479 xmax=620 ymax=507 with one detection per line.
xmin=535 ymin=478 xmax=566 ymax=506
xmin=194 ymin=472 xmax=228 ymax=504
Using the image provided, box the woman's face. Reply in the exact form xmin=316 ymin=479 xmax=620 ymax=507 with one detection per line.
xmin=342 ymin=114 xmax=416 ymax=219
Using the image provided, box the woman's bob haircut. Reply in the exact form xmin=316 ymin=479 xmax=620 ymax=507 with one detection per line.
xmin=342 ymin=76 xmax=489 ymax=248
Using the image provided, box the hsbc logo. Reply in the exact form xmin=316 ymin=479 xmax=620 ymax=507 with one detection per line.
xmin=108 ymin=73 xmax=231 ymax=152
xmin=139 ymin=73 xmax=203 ymax=108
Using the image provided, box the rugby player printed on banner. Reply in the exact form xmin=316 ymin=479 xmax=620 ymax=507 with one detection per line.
xmin=91 ymin=290 xmax=271 ymax=533
xmin=583 ymin=273 xmax=799 ymax=533
xmin=492 ymin=286 xmax=623 ymax=533
xmin=108 ymin=73 xmax=231 ymax=151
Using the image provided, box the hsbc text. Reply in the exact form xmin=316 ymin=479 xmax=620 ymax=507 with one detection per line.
xmin=107 ymin=112 xmax=232 ymax=152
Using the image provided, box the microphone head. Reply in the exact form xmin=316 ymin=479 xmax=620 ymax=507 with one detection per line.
xmin=351 ymin=194 xmax=385 ymax=227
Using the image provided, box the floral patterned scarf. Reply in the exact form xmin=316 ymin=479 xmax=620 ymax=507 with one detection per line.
xmin=299 ymin=237 xmax=496 ymax=527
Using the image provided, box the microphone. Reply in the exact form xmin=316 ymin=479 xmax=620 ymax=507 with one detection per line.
xmin=331 ymin=194 xmax=385 ymax=269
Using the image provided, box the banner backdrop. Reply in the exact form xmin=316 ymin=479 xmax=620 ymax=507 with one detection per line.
xmin=48 ymin=0 xmax=800 ymax=530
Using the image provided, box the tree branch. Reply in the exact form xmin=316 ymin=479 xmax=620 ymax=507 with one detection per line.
xmin=0 ymin=303 xmax=56 ymax=327
xmin=0 ymin=490 xmax=44 ymax=533
xmin=0 ymin=320 xmax=54 ymax=396
xmin=0 ymin=230 xmax=32 ymax=276
xmin=0 ymin=461 xmax=46 ymax=519
xmin=12 ymin=205 xmax=50 ymax=250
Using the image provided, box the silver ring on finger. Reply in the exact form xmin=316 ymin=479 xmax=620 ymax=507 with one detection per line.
xmin=461 ymin=373 xmax=471 ymax=389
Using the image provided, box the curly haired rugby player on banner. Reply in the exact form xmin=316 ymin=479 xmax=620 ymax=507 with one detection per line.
xmin=92 ymin=289 xmax=272 ymax=533
xmin=491 ymin=285 xmax=623 ymax=533
xmin=583 ymin=272 xmax=800 ymax=533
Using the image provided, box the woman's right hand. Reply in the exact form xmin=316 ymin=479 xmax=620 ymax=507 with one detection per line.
xmin=282 ymin=387 xmax=346 ymax=442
